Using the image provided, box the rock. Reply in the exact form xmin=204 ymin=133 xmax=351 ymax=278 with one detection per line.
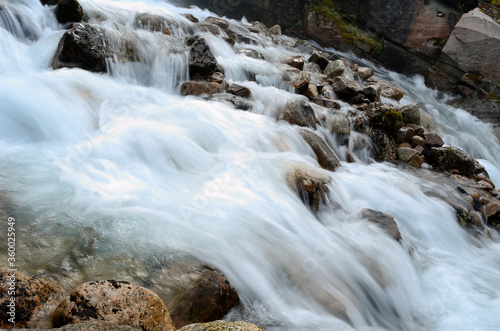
xmin=367 ymin=105 xmax=404 ymax=133
xmin=0 ymin=271 xmax=64 ymax=329
xmin=269 ymin=24 xmax=282 ymax=35
xmin=290 ymin=72 xmax=310 ymax=91
xmin=52 ymin=23 xmax=108 ymax=72
xmin=197 ymin=22 xmax=222 ymax=35
xmin=227 ymin=83 xmax=251 ymax=98
xmin=298 ymin=129 xmax=341 ymax=171
xmin=41 ymin=0 xmax=59 ymax=5
xmin=477 ymin=180 xmax=494 ymax=191
xmin=370 ymin=130 xmax=397 ymax=161
xmin=187 ymin=35 xmax=218 ymax=80
xmin=151 ymin=261 xmax=239 ymax=329
xmin=134 ymin=13 xmax=174 ymax=35
xmin=303 ymin=62 xmax=322 ymax=74
xmin=181 ymin=81 xmax=224 ymax=96
xmin=178 ymin=320 xmax=264 ymax=331
xmin=308 ymin=51 xmax=330 ymax=70
xmin=399 ymin=103 xmax=421 ymax=125
xmin=362 ymin=84 xmax=381 ymax=102
xmin=360 ymin=209 xmax=401 ymax=241
xmin=56 ymin=322 xmax=141 ymax=330
xmin=205 ymin=16 xmax=229 ymax=30
xmin=331 ymin=76 xmax=363 ymax=99
xmin=304 ymin=84 xmax=318 ymax=98
xmin=396 ymin=126 xmax=415 ymax=143
xmin=397 ymin=147 xmax=418 ymax=162
xmin=381 ymin=86 xmax=405 ymax=101
xmin=328 ymin=113 xmax=351 ymax=136
xmin=285 ymin=163 xmax=331 ymax=212
xmin=209 ymin=72 xmax=224 ymax=84
xmin=310 ymin=97 xmax=341 ymax=109
xmin=283 ymin=55 xmax=305 ymax=70
xmin=52 ymin=280 xmax=175 ymax=331
xmin=484 ymin=201 xmax=500 ymax=228
xmin=357 ymin=67 xmax=374 ymax=80
xmin=280 ymin=99 xmax=317 ymax=129
xmin=304 ymin=11 xmax=348 ymax=51
xmin=411 ymin=135 xmax=425 ymax=147
xmin=409 ymin=154 xmax=424 ymax=168
xmin=207 ymin=93 xmax=253 ymax=111
xmin=251 ymin=21 xmax=272 ymax=35
xmin=182 ymin=13 xmax=199 ymax=23
xmin=424 ymin=133 xmax=444 ymax=148
xmin=324 ymin=60 xmax=345 ymax=77
xmin=427 ymin=147 xmax=476 ymax=177
xmin=55 ymin=0 xmax=83 ymax=24
xmin=235 ymin=48 xmax=264 ymax=60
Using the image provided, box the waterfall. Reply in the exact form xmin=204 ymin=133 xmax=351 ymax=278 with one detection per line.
xmin=1 ymin=1 xmax=500 ymax=330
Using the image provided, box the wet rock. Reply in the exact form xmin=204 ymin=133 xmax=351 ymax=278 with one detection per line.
xmin=324 ymin=60 xmax=345 ymax=78
xmin=269 ymin=24 xmax=282 ymax=35
xmin=367 ymin=105 xmax=404 ymax=133
xmin=396 ymin=126 xmax=415 ymax=143
xmin=227 ymin=83 xmax=251 ymax=98
xmin=55 ymin=322 xmax=141 ymax=330
xmin=56 ymin=0 xmax=83 ymax=24
xmin=134 ymin=13 xmax=174 ymax=35
xmin=427 ymin=147 xmax=476 ymax=177
xmin=52 ymin=280 xmax=175 ymax=331
xmin=182 ymin=13 xmax=199 ymax=23
xmin=285 ymin=163 xmax=331 ymax=212
xmin=304 ymin=11 xmax=347 ymax=51
xmin=308 ymin=51 xmax=329 ymax=70
xmin=251 ymin=21 xmax=272 ymax=35
xmin=484 ymin=201 xmax=500 ymax=228
xmin=298 ymin=129 xmax=341 ymax=171
xmin=209 ymin=72 xmax=224 ymax=84
xmin=362 ymin=85 xmax=381 ymax=103
xmin=235 ymin=48 xmax=264 ymax=60
xmin=187 ymin=35 xmax=218 ymax=80
xmin=303 ymin=62 xmax=322 ymax=74
xmin=310 ymin=97 xmax=341 ymax=109
xmin=331 ymin=76 xmax=362 ymax=99
xmin=409 ymin=154 xmax=424 ymax=168
xmin=181 ymin=81 xmax=224 ymax=96
xmin=291 ymin=72 xmax=310 ymax=91
xmin=328 ymin=113 xmax=351 ymax=136
xmin=151 ymin=261 xmax=239 ymax=329
xmin=370 ymin=130 xmax=397 ymax=161
xmin=357 ymin=67 xmax=374 ymax=80
xmin=207 ymin=93 xmax=253 ymax=111
xmin=397 ymin=147 xmax=418 ymax=162
xmin=424 ymin=133 xmax=444 ymax=148
xmin=41 ymin=0 xmax=59 ymax=5
xmin=205 ymin=16 xmax=229 ymax=30
xmin=52 ymin=23 xmax=108 ymax=72
xmin=283 ymin=55 xmax=305 ymax=70
xmin=360 ymin=209 xmax=402 ymax=241
xmin=197 ymin=22 xmax=221 ymax=35
xmin=178 ymin=320 xmax=264 ymax=331
xmin=477 ymin=180 xmax=494 ymax=191
xmin=381 ymin=86 xmax=405 ymax=101
xmin=411 ymin=135 xmax=425 ymax=147
xmin=399 ymin=103 xmax=421 ymax=125
xmin=280 ymin=99 xmax=317 ymax=129
xmin=0 ymin=271 xmax=64 ymax=329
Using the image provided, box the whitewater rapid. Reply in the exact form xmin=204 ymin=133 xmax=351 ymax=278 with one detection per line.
xmin=1 ymin=0 xmax=500 ymax=330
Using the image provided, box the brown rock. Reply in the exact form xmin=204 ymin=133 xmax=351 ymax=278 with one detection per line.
xmin=484 ymin=201 xmax=500 ymax=228
xmin=52 ymin=280 xmax=174 ymax=331
xmin=134 ymin=13 xmax=175 ymax=35
xmin=286 ymin=163 xmax=331 ymax=212
xmin=396 ymin=126 xmax=416 ymax=143
xmin=331 ymin=76 xmax=362 ymax=99
xmin=381 ymin=86 xmax=405 ymax=101
xmin=424 ymin=133 xmax=444 ymax=147
xmin=370 ymin=130 xmax=397 ymax=161
xmin=227 ymin=83 xmax=251 ymax=98
xmin=182 ymin=14 xmax=199 ymax=23
xmin=178 ymin=320 xmax=264 ymax=331
xmin=205 ymin=16 xmax=229 ymax=30
xmin=360 ymin=209 xmax=402 ymax=241
xmin=298 ymin=129 xmax=341 ymax=171
xmin=414 ymin=145 xmax=424 ymax=154
xmin=283 ymin=55 xmax=305 ymax=70
xmin=357 ymin=67 xmax=374 ymax=80
xmin=305 ymin=84 xmax=319 ymax=98
xmin=477 ymin=180 xmax=494 ymax=191
xmin=362 ymin=84 xmax=381 ymax=103
xmin=411 ymin=135 xmax=425 ymax=147
xmin=56 ymin=322 xmax=141 ymax=330
xmin=427 ymin=147 xmax=476 ymax=177
xmin=269 ymin=24 xmax=282 ymax=35
xmin=310 ymin=97 xmax=340 ymax=109
xmin=209 ymin=72 xmax=224 ymax=84
xmin=328 ymin=113 xmax=351 ymax=136
xmin=280 ymin=99 xmax=317 ymax=129
xmin=290 ymin=72 xmax=310 ymax=91
xmin=181 ymin=81 xmax=223 ymax=96
xmin=397 ymin=147 xmax=418 ymax=162
xmin=0 ymin=271 xmax=64 ymax=329
xmin=187 ymin=35 xmax=218 ymax=80
xmin=367 ymin=105 xmax=404 ymax=133
xmin=408 ymin=155 xmax=424 ymax=168
xmin=197 ymin=22 xmax=221 ymax=35
xmin=308 ymin=51 xmax=329 ymax=70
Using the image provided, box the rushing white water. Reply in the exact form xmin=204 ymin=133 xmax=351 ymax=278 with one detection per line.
xmin=1 ymin=1 xmax=500 ymax=330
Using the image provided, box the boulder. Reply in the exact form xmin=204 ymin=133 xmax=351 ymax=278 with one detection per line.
xmin=134 ymin=13 xmax=175 ymax=35
xmin=280 ymin=99 xmax=317 ymax=129
xmin=303 ymin=62 xmax=322 ymax=74
xmin=308 ymin=51 xmax=330 ymax=70
xmin=187 ymin=35 xmax=218 ymax=80
xmin=298 ymin=129 xmax=341 ymax=171
xmin=182 ymin=14 xmax=199 ymax=23
xmin=55 ymin=322 xmax=141 ymax=330
xmin=357 ymin=67 xmax=374 ymax=80
xmin=310 ymin=97 xmax=341 ymax=109
xmin=207 ymin=93 xmax=253 ymax=111
xmin=484 ymin=201 xmax=500 ymax=228
xmin=411 ymin=135 xmax=425 ymax=147
xmin=269 ymin=24 xmax=282 ymax=35
xmin=178 ymin=320 xmax=264 ymax=331
xmin=397 ymin=147 xmax=418 ymax=162
xmin=283 ymin=55 xmax=305 ymax=70
xmin=52 ymin=23 xmax=108 ymax=72
xmin=362 ymin=84 xmax=381 ymax=102
xmin=370 ymin=130 xmax=397 ymax=161
xmin=205 ymin=16 xmax=229 ymax=30
xmin=291 ymin=72 xmax=310 ymax=91
xmin=52 ymin=280 xmax=175 ymax=331
xmin=0 ymin=271 xmax=64 ymax=329
xmin=305 ymin=84 xmax=319 ymax=98
xmin=381 ymin=86 xmax=405 ymax=101
xmin=285 ymin=163 xmax=331 ymax=212
xmin=396 ymin=126 xmax=415 ymax=143
xmin=181 ymin=81 xmax=224 ymax=96
xmin=367 ymin=105 xmax=404 ymax=133
xmin=151 ymin=261 xmax=239 ymax=329
xmin=331 ymin=76 xmax=363 ymax=99
xmin=227 ymin=83 xmax=251 ymax=98
xmin=328 ymin=113 xmax=351 ymax=136
xmin=324 ymin=60 xmax=345 ymax=77
xmin=56 ymin=0 xmax=83 ymax=24
xmin=235 ymin=48 xmax=265 ymax=60
xmin=424 ymin=132 xmax=444 ymax=148
xmin=399 ymin=103 xmax=421 ymax=125
xmin=360 ymin=209 xmax=401 ymax=241
xmin=408 ymin=154 xmax=424 ymax=168
xmin=427 ymin=147 xmax=476 ymax=177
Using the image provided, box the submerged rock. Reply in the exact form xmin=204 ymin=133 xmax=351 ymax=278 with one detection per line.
xmin=324 ymin=59 xmax=345 ymax=77
xmin=285 ymin=163 xmax=331 ymax=212
xmin=280 ymin=99 xmax=317 ymax=129
xmin=282 ymin=55 xmax=305 ymax=70
xmin=227 ymin=83 xmax=251 ymax=98
xmin=205 ymin=16 xmax=229 ymax=30
xmin=52 ymin=280 xmax=175 ymax=331
xmin=427 ymin=147 xmax=476 ymax=177
xmin=298 ymin=129 xmax=341 ymax=171
xmin=181 ymin=81 xmax=224 ymax=96
xmin=360 ymin=209 xmax=402 ymax=241
xmin=187 ymin=35 xmax=218 ymax=80
xmin=134 ymin=13 xmax=175 ymax=35
xmin=178 ymin=320 xmax=264 ymax=331
xmin=54 ymin=322 xmax=141 ymax=330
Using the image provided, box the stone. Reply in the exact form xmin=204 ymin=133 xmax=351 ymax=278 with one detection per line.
xmin=303 ymin=62 xmax=322 ymax=74
xmin=396 ymin=126 xmax=415 ymax=143
xmin=197 ymin=22 xmax=222 ymax=35
xmin=280 ymin=99 xmax=317 ymax=129
xmin=252 ymin=21 xmax=272 ymax=35
xmin=52 ymin=280 xmax=175 ymax=331
xmin=305 ymin=84 xmax=319 ymax=98
xmin=182 ymin=14 xmax=199 ymax=23
xmin=307 ymin=51 xmax=330 ymax=70
xmin=290 ymin=72 xmax=310 ymax=91
xmin=285 ymin=163 xmax=331 ymax=212
xmin=328 ymin=113 xmax=351 ymax=136
xmin=298 ymin=129 xmax=341 ymax=171
xmin=310 ymin=97 xmax=340 ymax=109
xmin=181 ymin=81 xmax=224 ymax=96
xmin=187 ymin=35 xmax=218 ymax=80
xmin=56 ymin=322 xmax=141 ymax=330
xmin=397 ymin=147 xmax=418 ymax=162
xmin=283 ymin=55 xmax=305 ymax=70
xmin=227 ymin=83 xmax=251 ymax=98
xmin=52 ymin=23 xmax=108 ymax=72
xmin=331 ymin=76 xmax=363 ymax=99
xmin=370 ymin=130 xmax=397 ymax=161
xmin=0 ymin=271 xmax=64 ymax=329
xmin=477 ymin=180 xmax=494 ymax=191
xmin=205 ymin=16 xmax=229 ymax=30
xmin=381 ymin=86 xmax=405 ymax=101
xmin=411 ymin=135 xmax=425 ymax=147
xmin=427 ymin=147 xmax=476 ymax=177
xmin=269 ymin=24 xmax=282 ymax=35
xmin=324 ymin=60 xmax=346 ymax=77
xmin=235 ymin=48 xmax=264 ymax=60
xmin=362 ymin=84 xmax=381 ymax=103
xmin=484 ymin=202 xmax=500 ymax=228
xmin=360 ymin=209 xmax=401 ymax=241
xmin=399 ymin=103 xmax=421 ymax=125
xmin=134 ymin=13 xmax=175 ymax=35
xmin=178 ymin=320 xmax=264 ymax=331
xmin=304 ymin=12 xmax=348 ymax=51
xmin=408 ymin=154 xmax=424 ymax=168
xmin=209 ymin=72 xmax=224 ymax=84
xmin=207 ymin=93 xmax=253 ymax=111
xmin=357 ymin=67 xmax=374 ymax=80
xmin=424 ymin=133 xmax=444 ymax=148
xmin=151 ymin=261 xmax=239 ymax=329
xmin=367 ymin=105 xmax=404 ymax=133
xmin=56 ymin=0 xmax=83 ymax=24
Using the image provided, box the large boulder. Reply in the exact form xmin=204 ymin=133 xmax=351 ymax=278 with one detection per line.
xmin=398 ymin=103 xmax=421 ymax=125
xmin=360 ymin=209 xmax=402 ymax=241
xmin=331 ymin=76 xmax=363 ymax=99
xmin=285 ymin=163 xmax=331 ymax=212
xmin=298 ymin=129 xmax=341 ymax=171
xmin=187 ymin=35 xmax=218 ymax=80
xmin=0 ymin=271 xmax=64 ymax=329
xmin=52 ymin=280 xmax=175 ymax=331
xmin=367 ymin=105 xmax=404 ymax=133
xmin=280 ymin=99 xmax=317 ymax=129
xmin=151 ymin=261 xmax=240 ymax=329
xmin=324 ymin=59 xmax=345 ymax=77
xmin=427 ymin=146 xmax=476 ymax=177
xmin=179 ymin=320 xmax=264 ymax=331
xmin=56 ymin=0 xmax=84 ymax=24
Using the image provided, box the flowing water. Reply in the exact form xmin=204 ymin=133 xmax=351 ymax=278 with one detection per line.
xmin=1 ymin=0 xmax=500 ymax=330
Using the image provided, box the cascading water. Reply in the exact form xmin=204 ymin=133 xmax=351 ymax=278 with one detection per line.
xmin=1 ymin=0 xmax=500 ymax=330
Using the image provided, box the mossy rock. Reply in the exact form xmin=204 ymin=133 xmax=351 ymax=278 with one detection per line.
xmin=367 ymin=105 xmax=403 ymax=134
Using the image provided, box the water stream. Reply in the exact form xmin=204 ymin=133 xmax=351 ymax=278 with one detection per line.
xmin=1 ymin=0 xmax=500 ymax=330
